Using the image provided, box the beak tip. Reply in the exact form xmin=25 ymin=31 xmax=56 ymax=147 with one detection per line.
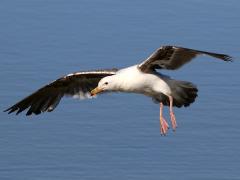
xmin=90 ymin=87 xmax=102 ymax=96
xmin=90 ymin=91 xmax=94 ymax=96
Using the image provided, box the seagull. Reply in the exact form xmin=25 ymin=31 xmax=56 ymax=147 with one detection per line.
xmin=4 ymin=45 xmax=232 ymax=135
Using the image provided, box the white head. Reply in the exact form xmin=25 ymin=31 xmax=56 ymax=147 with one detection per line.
xmin=90 ymin=75 xmax=116 ymax=96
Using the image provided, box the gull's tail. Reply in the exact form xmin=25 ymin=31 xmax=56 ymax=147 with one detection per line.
xmin=153 ymin=79 xmax=198 ymax=108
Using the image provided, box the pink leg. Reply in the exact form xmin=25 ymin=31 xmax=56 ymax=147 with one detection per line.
xmin=169 ymin=96 xmax=177 ymax=131
xmin=159 ymin=102 xmax=169 ymax=135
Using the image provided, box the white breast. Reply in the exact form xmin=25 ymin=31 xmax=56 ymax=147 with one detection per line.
xmin=115 ymin=65 xmax=171 ymax=96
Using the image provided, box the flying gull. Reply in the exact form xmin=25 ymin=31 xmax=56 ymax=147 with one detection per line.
xmin=4 ymin=46 xmax=232 ymax=135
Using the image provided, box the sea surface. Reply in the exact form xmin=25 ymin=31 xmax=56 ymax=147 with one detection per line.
xmin=0 ymin=0 xmax=240 ymax=180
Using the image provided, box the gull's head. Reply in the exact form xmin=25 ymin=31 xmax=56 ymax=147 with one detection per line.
xmin=90 ymin=76 xmax=116 ymax=96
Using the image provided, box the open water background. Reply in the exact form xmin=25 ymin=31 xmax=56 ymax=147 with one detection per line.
xmin=0 ymin=0 xmax=240 ymax=179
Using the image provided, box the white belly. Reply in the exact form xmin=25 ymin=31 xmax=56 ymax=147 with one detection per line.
xmin=116 ymin=65 xmax=171 ymax=96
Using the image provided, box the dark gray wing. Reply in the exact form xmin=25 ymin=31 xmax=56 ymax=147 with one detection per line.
xmin=4 ymin=69 xmax=118 ymax=116
xmin=138 ymin=45 xmax=232 ymax=72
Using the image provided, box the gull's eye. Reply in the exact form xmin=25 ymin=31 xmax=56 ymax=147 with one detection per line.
xmin=104 ymin=82 xmax=108 ymax=85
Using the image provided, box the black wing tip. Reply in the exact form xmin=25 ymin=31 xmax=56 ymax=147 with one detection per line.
xmin=4 ymin=106 xmax=42 ymax=116
xmin=222 ymin=55 xmax=233 ymax=62
xmin=3 ymin=108 xmax=10 ymax=113
xmin=211 ymin=53 xmax=233 ymax=62
xmin=26 ymin=109 xmax=42 ymax=116
xmin=4 ymin=106 xmax=16 ymax=114
xmin=26 ymin=110 xmax=32 ymax=116
xmin=164 ymin=45 xmax=234 ymax=61
xmin=4 ymin=106 xmax=21 ymax=115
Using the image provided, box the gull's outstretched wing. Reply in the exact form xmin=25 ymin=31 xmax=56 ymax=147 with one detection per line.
xmin=138 ymin=45 xmax=232 ymax=72
xmin=4 ymin=69 xmax=118 ymax=115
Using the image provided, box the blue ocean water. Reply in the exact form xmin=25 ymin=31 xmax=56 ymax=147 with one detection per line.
xmin=0 ymin=0 xmax=240 ymax=179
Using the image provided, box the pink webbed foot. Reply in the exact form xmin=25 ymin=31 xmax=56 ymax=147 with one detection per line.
xmin=160 ymin=116 xmax=169 ymax=135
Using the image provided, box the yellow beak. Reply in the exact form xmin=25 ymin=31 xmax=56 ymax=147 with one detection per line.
xmin=90 ymin=87 xmax=103 ymax=96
